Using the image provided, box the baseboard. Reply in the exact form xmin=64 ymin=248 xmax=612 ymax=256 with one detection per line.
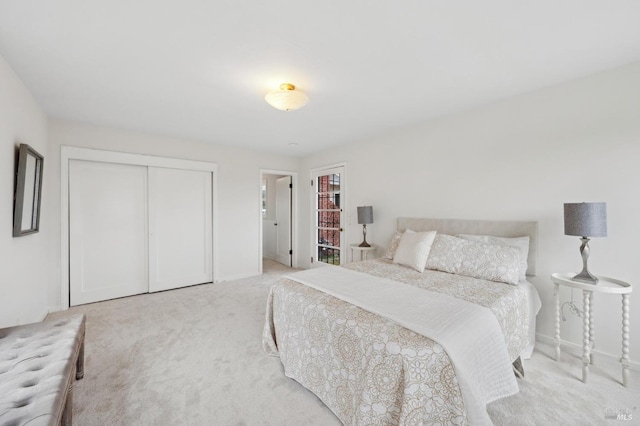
xmin=48 ymin=305 xmax=63 ymax=315
xmin=536 ymin=333 xmax=639 ymax=371
xmin=217 ymin=272 xmax=261 ymax=282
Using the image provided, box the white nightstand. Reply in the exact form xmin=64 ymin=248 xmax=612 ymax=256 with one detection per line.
xmin=551 ymin=272 xmax=632 ymax=386
xmin=350 ymin=244 xmax=377 ymax=263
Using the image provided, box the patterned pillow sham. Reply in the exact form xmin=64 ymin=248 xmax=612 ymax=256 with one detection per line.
xmin=384 ymin=230 xmax=405 ymax=259
xmin=456 ymin=234 xmax=530 ymax=281
xmin=425 ymin=234 xmax=521 ymax=285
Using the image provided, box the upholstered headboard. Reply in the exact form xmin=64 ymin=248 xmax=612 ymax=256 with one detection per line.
xmin=397 ymin=217 xmax=539 ymax=277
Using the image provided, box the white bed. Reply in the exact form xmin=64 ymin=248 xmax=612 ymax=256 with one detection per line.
xmin=263 ymin=218 xmax=541 ymax=425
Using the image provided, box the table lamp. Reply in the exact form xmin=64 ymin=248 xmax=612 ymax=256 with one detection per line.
xmin=357 ymin=206 xmax=373 ymax=247
xmin=564 ymin=202 xmax=607 ymax=284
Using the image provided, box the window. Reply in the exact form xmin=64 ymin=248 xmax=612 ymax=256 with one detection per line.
xmin=312 ymin=167 xmax=344 ymax=265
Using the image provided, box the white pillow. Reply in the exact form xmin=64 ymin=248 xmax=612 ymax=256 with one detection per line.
xmin=393 ymin=230 xmax=437 ymax=273
xmin=456 ymin=234 xmax=530 ymax=281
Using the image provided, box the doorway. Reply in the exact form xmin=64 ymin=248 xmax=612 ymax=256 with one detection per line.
xmin=260 ymin=170 xmax=296 ymax=271
xmin=311 ymin=165 xmax=345 ymax=266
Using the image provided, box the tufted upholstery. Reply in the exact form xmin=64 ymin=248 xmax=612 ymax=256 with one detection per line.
xmin=0 ymin=314 xmax=85 ymax=426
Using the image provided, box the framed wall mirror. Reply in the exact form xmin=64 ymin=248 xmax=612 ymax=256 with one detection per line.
xmin=13 ymin=143 xmax=44 ymax=237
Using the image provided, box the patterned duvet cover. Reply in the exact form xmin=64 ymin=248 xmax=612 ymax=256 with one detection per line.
xmin=263 ymin=258 xmax=530 ymax=425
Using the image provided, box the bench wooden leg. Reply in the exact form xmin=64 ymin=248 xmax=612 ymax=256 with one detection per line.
xmin=62 ymin=381 xmax=73 ymax=426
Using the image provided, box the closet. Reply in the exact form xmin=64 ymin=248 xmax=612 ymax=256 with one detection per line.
xmin=64 ymin=148 xmax=215 ymax=307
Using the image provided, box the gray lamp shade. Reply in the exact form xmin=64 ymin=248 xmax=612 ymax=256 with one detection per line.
xmin=357 ymin=206 xmax=373 ymax=224
xmin=564 ymin=202 xmax=607 ymax=237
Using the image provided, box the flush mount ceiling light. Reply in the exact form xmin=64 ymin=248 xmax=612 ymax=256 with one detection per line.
xmin=265 ymin=83 xmax=309 ymax=111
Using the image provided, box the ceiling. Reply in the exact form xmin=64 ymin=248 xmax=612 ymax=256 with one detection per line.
xmin=1 ymin=1 xmax=639 ymax=157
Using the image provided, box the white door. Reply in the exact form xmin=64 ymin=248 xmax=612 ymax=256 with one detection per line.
xmin=275 ymin=176 xmax=292 ymax=266
xmin=69 ymin=160 xmax=148 ymax=306
xmin=312 ymin=167 xmax=345 ymax=266
xmin=148 ymin=167 xmax=213 ymax=292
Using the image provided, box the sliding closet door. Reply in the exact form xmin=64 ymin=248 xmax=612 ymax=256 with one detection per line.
xmin=69 ymin=160 xmax=148 ymax=306
xmin=148 ymin=167 xmax=213 ymax=292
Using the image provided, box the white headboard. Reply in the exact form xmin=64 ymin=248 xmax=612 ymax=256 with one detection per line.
xmin=397 ymin=217 xmax=539 ymax=277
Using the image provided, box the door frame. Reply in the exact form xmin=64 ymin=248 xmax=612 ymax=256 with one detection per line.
xmin=259 ymin=169 xmax=298 ymax=273
xmin=310 ymin=162 xmax=347 ymax=267
xmin=60 ymin=146 xmax=218 ymax=310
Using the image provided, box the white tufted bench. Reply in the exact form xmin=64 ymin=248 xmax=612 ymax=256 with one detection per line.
xmin=0 ymin=314 xmax=85 ymax=426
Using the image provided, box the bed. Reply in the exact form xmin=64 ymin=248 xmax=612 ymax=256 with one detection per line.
xmin=263 ymin=218 xmax=541 ymax=425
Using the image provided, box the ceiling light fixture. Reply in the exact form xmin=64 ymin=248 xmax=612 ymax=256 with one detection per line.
xmin=265 ymin=83 xmax=308 ymax=111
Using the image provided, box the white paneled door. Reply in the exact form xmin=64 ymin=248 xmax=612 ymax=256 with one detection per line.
xmin=69 ymin=160 xmax=149 ymax=306
xmin=275 ymin=176 xmax=292 ymax=267
xmin=69 ymin=159 xmax=213 ymax=306
xmin=148 ymin=167 xmax=212 ymax=292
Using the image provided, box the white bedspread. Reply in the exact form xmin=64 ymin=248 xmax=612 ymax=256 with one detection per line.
xmin=285 ymin=267 xmax=519 ymax=425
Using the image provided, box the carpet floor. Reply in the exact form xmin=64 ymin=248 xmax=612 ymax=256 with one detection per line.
xmin=48 ymin=259 xmax=640 ymax=425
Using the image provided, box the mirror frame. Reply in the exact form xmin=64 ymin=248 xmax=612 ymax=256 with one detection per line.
xmin=13 ymin=143 xmax=44 ymax=237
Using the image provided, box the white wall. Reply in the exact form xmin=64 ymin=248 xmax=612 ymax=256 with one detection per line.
xmin=0 ymin=54 xmax=49 ymax=327
xmin=299 ymin=61 xmax=640 ymax=365
xmin=48 ymin=119 xmax=299 ymax=310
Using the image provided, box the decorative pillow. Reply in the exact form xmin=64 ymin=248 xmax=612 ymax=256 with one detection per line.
xmin=384 ymin=230 xmax=406 ymax=259
xmin=456 ymin=234 xmax=530 ymax=281
xmin=393 ymin=230 xmax=437 ymax=273
xmin=425 ymin=234 xmax=520 ymax=285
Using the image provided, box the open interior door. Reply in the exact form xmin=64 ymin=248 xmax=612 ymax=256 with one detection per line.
xmin=275 ymin=176 xmax=292 ymax=267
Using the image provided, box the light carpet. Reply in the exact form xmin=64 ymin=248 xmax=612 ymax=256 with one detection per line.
xmin=48 ymin=259 xmax=640 ymax=425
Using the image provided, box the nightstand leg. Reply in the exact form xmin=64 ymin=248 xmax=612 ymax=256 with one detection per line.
xmin=554 ymin=283 xmax=561 ymax=360
xmin=622 ymin=294 xmax=630 ymax=387
xmin=582 ymin=290 xmax=591 ymax=383
xmin=589 ymin=294 xmax=594 ymax=364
